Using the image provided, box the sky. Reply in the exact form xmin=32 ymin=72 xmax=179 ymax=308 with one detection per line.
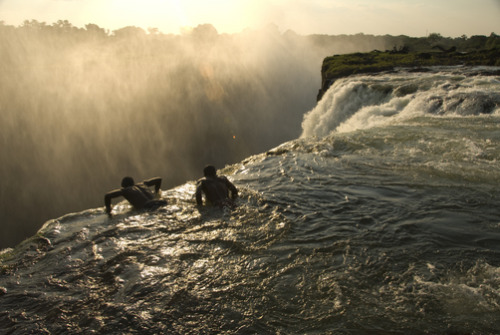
xmin=0 ymin=0 xmax=499 ymax=37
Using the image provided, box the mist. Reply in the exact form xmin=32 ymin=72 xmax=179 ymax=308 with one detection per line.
xmin=0 ymin=21 xmax=401 ymax=249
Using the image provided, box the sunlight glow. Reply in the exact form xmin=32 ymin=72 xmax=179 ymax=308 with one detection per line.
xmin=99 ymin=0 xmax=255 ymax=34
xmin=0 ymin=0 xmax=498 ymax=36
xmin=171 ymin=0 xmax=189 ymax=28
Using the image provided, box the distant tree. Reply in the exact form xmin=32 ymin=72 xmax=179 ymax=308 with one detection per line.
xmin=0 ymin=20 xmax=15 ymax=33
xmin=427 ymin=32 xmax=443 ymax=44
xmin=486 ymin=32 xmax=500 ymax=49
xmin=147 ymin=27 xmax=160 ymax=35
xmin=21 ymin=19 xmax=47 ymax=30
xmin=52 ymin=20 xmax=74 ymax=32
xmin=264 ymin=23 xmax=281 ymax=35
xmin=112 ymin=26 xmax=146 ymax=39
xmin=85 ymin=23 xmax=108 ymax=38
xmin=283 ymin=29 xmax=299 ymax=39
xmin=192 ymin=24 xmax=218 ymax=41
xmin=466 ymin=35 xmax=488 ymax=50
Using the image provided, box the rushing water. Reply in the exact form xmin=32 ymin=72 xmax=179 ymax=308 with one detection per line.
xmin=1 ymin=66 xmax=500 ymax=334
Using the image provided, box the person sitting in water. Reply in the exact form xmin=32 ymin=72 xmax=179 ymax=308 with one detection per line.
xmin=195 ymin=165 xmax=238 ymax=208
xmin=105 ymin=176 xmax=167 ymax=217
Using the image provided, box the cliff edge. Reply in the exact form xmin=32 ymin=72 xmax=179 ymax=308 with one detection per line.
xmin=317 ymin=47 xmax=500 ymax=101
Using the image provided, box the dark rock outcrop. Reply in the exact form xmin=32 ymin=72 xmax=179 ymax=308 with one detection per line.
xmin=317 ymin=47 xmax=500 ymax=101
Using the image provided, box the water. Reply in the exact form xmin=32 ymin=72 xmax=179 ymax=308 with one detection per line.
xmin=1 ymin=67 xmax=500 ymax=334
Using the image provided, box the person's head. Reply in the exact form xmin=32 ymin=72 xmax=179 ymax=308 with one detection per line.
xmin=203 ymin=165 xmax=217 ymax=177
xmin=121 ymin=176 xmax=135 ymax=188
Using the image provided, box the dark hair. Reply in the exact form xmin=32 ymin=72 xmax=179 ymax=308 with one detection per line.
xmin=121 ymin=176 xmax=135 ymax=188
xmin=203 ymin=165 xmax=216 ymax=177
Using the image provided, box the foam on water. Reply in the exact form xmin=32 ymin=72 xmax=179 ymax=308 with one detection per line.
xmin=301 ymin=67 xmax=500 ymax=137
xmin=1 ymin=66 xmax=500 ymax=334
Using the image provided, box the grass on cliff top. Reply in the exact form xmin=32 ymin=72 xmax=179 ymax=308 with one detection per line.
xmin=322 ymin=47 xmax=500 ymax=81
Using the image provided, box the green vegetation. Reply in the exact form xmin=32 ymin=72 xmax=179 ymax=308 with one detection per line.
xmin=322 ymin=47 xmax=500 ymax=82
xmin=318 ymin=33 xmax=500 ymax=100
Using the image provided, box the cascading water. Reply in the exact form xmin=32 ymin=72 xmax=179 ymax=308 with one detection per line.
xmin=1 ymin=66 xmax=500 ymax=334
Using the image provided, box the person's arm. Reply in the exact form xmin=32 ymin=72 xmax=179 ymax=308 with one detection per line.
xmin=143 ymin=177 xmax=162 ymax=194
xmin=104 ymin=189 xmax=123 ymax=216
xmin=223 ymin=178 xmax=238 ymax=200
xmin=195 ymin=182 xmax=203 ymax=206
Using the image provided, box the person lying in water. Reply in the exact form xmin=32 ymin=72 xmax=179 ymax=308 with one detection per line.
xmin=105 ymin=176 xmax=167 ymax=217
xmin=195 ymin=165 xmax=238 ymax=209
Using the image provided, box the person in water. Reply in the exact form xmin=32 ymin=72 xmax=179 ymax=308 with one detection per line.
xmin=195 ymin=165 xmax=238 ymax=208
xmin=105 ymin=176 xmax=167 ymax=217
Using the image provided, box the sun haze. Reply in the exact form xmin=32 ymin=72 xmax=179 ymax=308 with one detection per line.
xmin=95 ymin=0 xmax=254 ymax=33
xmin=0 ymin=0 xmax=259 ymax=34
xmin=0 ymin=0 xmax=499 ymax=36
